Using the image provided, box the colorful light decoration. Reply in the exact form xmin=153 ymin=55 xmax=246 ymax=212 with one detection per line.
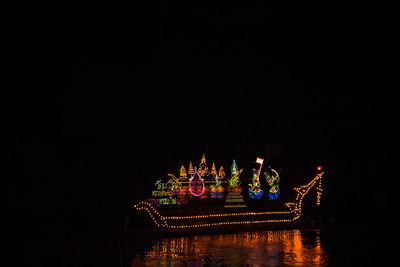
xmin=211 ymin=162 xmax=217 ymax=176
xmin=166 ymin=174 xmax=183 ymax=195
xmin=198 ymin=153 xmax=210 ymax=177
xmin=249 ymin=169 xmax=264 ymax=200
xmin=265 ymin=167 xmax=280 ymax=200
xmin=148 ymin=196 xmax=189 ymax=208
xmin=229 ymin=159 xmax=243 ymax=186
xmin=249 ymin=157 xmax=264 ymax=200
xmin=188 ymin=161 xmax=194 ymax=177
xmin=225 ymin=160 xmax=246 ymax=207
xmin=218 ymin=166 xmax=226 ymax=179
xmin=141 ymin=148 xmax=324 ymax=228
xmin=134 ymin=171 xmax=325 ymax=229
xmin=150 ymin=176 xmax=186 ymax=206
xmin=231 ymin=159 xmax=238 ymax=175
xmin=189 ymin=167 xmax=205 ymax=197
xmin=166 ymin=155 xmax=225 ymax=200
xmin=210 ymin=173 xmax=223 ymax=198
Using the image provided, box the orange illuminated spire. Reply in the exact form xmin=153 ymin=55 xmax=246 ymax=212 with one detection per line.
xmin=180 ymin=165 xmax=187 ymax=179
xmin=200 ymin=153 xmax=206 ymax=164
xmin=188 ymin=161 xmax=194 ymax=178
xmin=198 ymin=153 xmax=210 ymax=177
xmin=218 ymin=166 xmax=226 ymax=179
xmin=211 ymin=162 xmax=217 ymax=176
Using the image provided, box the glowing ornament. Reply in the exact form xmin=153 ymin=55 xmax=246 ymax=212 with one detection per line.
xmin=265 ymin=167 xmax=280 ymax=200
xmin=231 ymin=159 xmax=238 ymax=175
xmin=188 ymin=161 xmax=194 ymax=178
xmin=229 ymin=170 xmax=243 ymax=186
xmin=189 ymin=167 xmax=205 ymax=197
xmin=249 ymin=169 xmax=264 ymax=200
xmin=210 ymin=173 xmax=223 ymax=198
xmin=180 ymin=165 xmax=187 ymax=179
xmin=211 ymin=162 xmax=217 ymax=176
xmin=218 ymin=166 xmax=226 ymax=179
xmin=198 ymin=153 xmax=210 ymax=177
xmin=229 ymin=159 xmax=243 ymax=187
xmin=249 ymin=157 xmax=264 ymax=200
xmin=225 ymin=160 xmax=246 ymax=207
xmin=152 ymin=176 xmax=184 ymax=206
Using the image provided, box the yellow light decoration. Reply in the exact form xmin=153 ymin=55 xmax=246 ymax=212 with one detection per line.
xmin=198 ymin=153 xmax=210 ymax=177
xmin=211 ymin=162 xmax=217 ymax=176
xmin=180 ymin=165 xmax=187 ymax=179
xmin=188 ymin=161 xmax=194 ymax=178
xmin=218 ymin=166 xmax=226 ymax=179
xmin=152 ymin=191 xmax=170 ymax=197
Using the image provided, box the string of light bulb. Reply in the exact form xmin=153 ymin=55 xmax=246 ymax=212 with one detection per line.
xmin=134 ymin=171 xmax=324 ymax=229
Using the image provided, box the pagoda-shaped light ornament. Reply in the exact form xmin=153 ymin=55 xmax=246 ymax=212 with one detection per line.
xmin=188 ymin=161 xmax=195 ymax=178
xmin=198 ymin=153 xmax=210 ymax=177
xmin=180 ymin=165 xmax=187 ymax=179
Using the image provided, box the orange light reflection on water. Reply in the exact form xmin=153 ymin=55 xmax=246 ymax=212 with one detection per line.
xmin=131 ymin=229 xmax=328 ymax=266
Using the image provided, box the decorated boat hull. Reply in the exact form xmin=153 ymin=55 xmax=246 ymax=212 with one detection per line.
xmin=126 ymin=172 xmax=324 ymax=235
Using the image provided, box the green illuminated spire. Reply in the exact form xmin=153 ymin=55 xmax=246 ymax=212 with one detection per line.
xmin=231 ymin=159 xmax=238 ymax=175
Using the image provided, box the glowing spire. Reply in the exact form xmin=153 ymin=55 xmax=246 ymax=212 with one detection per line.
xmin=231 ymin=159 xmax=238 ymax=175
xmin=218 ymin=166 xmax=226 ymax=179
xmin=200 ymin=153 xmax=206 ymax=164
xmin=198 ymin=153 xmax=209 ymax=177
xmin=180 ymin=165 xmax=187 ymax=179
xmin=211 ymin=162 xmax=217 ymax=176
xmin=188 ymin=161 xmax=194 ymax=178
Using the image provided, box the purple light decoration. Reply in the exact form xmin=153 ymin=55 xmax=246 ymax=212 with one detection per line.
xmin=189 ymin=167 xmax=205 ymax=197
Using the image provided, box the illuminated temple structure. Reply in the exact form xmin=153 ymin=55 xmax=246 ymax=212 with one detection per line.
xmin=131 ymin=153 xmax=325 ymax=233
xmin=164 ymin=154 xmax=227 ymax=200
xmin=224 ymin=159 xmax=246 ymax=208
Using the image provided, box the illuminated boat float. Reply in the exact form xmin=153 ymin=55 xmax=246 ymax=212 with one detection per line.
xmin=128 ymin=154 xmax=324 ymax=233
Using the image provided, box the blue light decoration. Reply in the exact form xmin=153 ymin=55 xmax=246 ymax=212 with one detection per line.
xmin=269 ymin=188 xmax=280 ymax=200
xmin=265 ymin=167 xmax=280 ymax=200
xmin=231 ymin=159 xmax=238 ymax=175
xmin=248 ymin=157 xmax=265 ymax=200
xmin=249 ymin=191 xmax=263 ymax=200
xmin=248 ymin=169 xmax=263 ymax=199
xmin=248 ymin=171 xmax=264 ymax=200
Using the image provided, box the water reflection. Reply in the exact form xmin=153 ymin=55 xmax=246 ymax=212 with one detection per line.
xmin=130 ymin=229 xmax=328 ymax=266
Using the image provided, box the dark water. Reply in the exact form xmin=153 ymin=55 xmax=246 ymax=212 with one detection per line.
xmin=128 ymin=229 xmax=328 ymax=266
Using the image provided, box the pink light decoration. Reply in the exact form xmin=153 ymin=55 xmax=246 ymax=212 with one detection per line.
xmin=189 ymin=167 xmax=205 ymax=197
xmin=256 ymin=157 xmax=264 ymax=180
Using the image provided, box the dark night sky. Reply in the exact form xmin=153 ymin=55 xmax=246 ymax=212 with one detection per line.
xmin=8 ymin=2 xmax=397 ymax=265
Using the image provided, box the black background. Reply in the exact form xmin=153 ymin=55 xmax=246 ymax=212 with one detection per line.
xmin=8 ymin=1 xmax=397 ymax=266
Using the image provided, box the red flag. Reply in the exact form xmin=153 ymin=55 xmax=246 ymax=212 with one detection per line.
xmin=256 ymin=157 xmax=264 ymax=165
